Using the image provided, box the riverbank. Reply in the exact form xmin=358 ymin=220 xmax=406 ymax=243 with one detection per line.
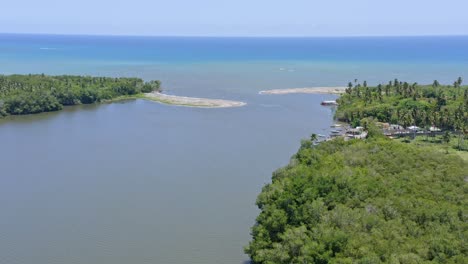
xmin=259 ymin=87 xmax=346 ymax=95
xmin=143 ymin=92 xmax=247 ymax=108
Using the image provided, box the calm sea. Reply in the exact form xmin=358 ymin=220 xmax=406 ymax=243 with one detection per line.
xmin=1 ymin=34 xmax=468 ymax=97
xmin=0 ymin=34 xmax=467 ymax=264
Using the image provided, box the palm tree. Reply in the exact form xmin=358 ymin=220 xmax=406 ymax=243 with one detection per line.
xmin=310 ymin=133 xmax=318 ymax=143
xmin=402 ymin=110 xmax=414 ymax=130
xmin=429 ymin=111 xmax=437 ymax=142
xmin=385 ymin=84 xmax=390 ymax=96
xmin=347 ymin=82 xmax=353 ymax=94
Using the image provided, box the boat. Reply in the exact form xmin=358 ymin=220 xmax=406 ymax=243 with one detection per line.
xmin=321 ymin=100 xmax=338 ymax=106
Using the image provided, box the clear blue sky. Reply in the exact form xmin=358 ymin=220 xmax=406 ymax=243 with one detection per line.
xmin=2 ymin=0 xmax=467 ymax=36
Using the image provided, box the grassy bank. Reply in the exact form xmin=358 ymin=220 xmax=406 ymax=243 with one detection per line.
xmin=396 ymin=134 xmax=468 ymax=161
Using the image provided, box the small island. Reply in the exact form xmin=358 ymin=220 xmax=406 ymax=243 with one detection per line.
xmin=0 ymin=74 xmax=246 ymax=117
xmin=0 ymin=74 xmax=162 ymax=116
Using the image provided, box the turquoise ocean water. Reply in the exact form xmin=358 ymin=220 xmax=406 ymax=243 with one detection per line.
xmin=0 ymin=34 xmax=467 ymax=264
xmin=1 ymin=34 xmax=468 ymax=97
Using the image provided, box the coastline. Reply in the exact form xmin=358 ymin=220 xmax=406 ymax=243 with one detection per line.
xmin=0 ymin=90 xmax=248 ymax=120
xmin=143 ymin=92 xmax=247 ymax=108
xmin=259 ymin=87 xmax=346 ymax=95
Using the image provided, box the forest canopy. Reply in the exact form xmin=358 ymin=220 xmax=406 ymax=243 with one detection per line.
xmin=336 ymin=79 xmax=467 ymax=131
xmin=245 ymin=137 xmax=468 ymax=263
xmin=0 ymin=74 xmax=161 ymax=116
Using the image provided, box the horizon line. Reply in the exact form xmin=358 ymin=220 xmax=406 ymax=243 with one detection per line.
xmin=1 ymin=32 xmax=468 ymax=38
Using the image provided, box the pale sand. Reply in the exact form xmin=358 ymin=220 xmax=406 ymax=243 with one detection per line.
xmin=144 ymin=92 xmax=247 ymax=108
xmin=259 ymin=87 xmax=347 ymax=95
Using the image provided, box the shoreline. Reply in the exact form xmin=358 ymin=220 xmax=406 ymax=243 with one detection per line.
xmin=259 ymin=87 xmax=346 ymax=95
xmin=143 ymin=92 xmax=247 ymax=108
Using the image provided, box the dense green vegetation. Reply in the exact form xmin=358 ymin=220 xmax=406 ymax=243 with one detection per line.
xmin=336 ymin=79 xmax=467 ymax=132
xmin=0 ymin=74 xmax=161 ymax=116
xmin=246 ymin=136 xmax=468 ymax=263
xmin=396 ymin=134 xmax=468 ymax=162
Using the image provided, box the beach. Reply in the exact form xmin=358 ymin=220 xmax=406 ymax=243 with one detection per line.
xmin=144 ymin=91 xmax=247 ymax=108
xmin=259 ymin=87 xmax=346 ymax=95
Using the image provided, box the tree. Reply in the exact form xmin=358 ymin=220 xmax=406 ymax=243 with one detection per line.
xmin=310 ymin=133 xmax=318 ymax=143
xmin=247 ymin=138 xmax=468 ymax=263
xmin=402 ymin=110 xmax=414 ymax=129
xmin=347 ymin=82 xmax=353 ymax=94
xmin=0 ymin=74 xmax=162 ymax=116
xmin=385 ymin=84 xmax=390 ymax=96
xmin=442 ymin=131 xmax=451 ymax=153
xmin=141 ymin=80 xmax=161 ymax=93
xmin=377 ymin=84 xmax=383 ymax=102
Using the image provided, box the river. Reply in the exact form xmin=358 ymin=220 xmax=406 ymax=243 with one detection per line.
xmin=0 ymin=94 xmax=336 ymax=264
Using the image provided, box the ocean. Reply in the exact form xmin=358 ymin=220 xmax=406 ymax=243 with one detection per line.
xmin=1 ymin=34 xmax=468 ymax=97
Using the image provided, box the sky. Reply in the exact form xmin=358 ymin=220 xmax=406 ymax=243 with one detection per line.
xmin=1 ymin=0 xmax=468 ymax=37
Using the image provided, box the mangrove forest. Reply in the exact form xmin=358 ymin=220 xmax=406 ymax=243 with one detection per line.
xmin=245 ymin=135 xmax=467 ymax=263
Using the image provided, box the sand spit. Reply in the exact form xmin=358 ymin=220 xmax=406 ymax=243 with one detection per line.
xmin=259 ymin=87 xmax=347 ymax=95
xmin=144 ymin=92 xmax=247 ymax=108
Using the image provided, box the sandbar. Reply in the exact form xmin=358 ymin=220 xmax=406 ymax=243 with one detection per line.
xmin=259 ymin=87 xmax=346 ymax=95
xmin=144 ymin=92 xmax=247 ymax=108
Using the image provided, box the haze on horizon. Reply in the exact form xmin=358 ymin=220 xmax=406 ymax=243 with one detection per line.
xmin=2 ymin=0 xmax=468 ymax=37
